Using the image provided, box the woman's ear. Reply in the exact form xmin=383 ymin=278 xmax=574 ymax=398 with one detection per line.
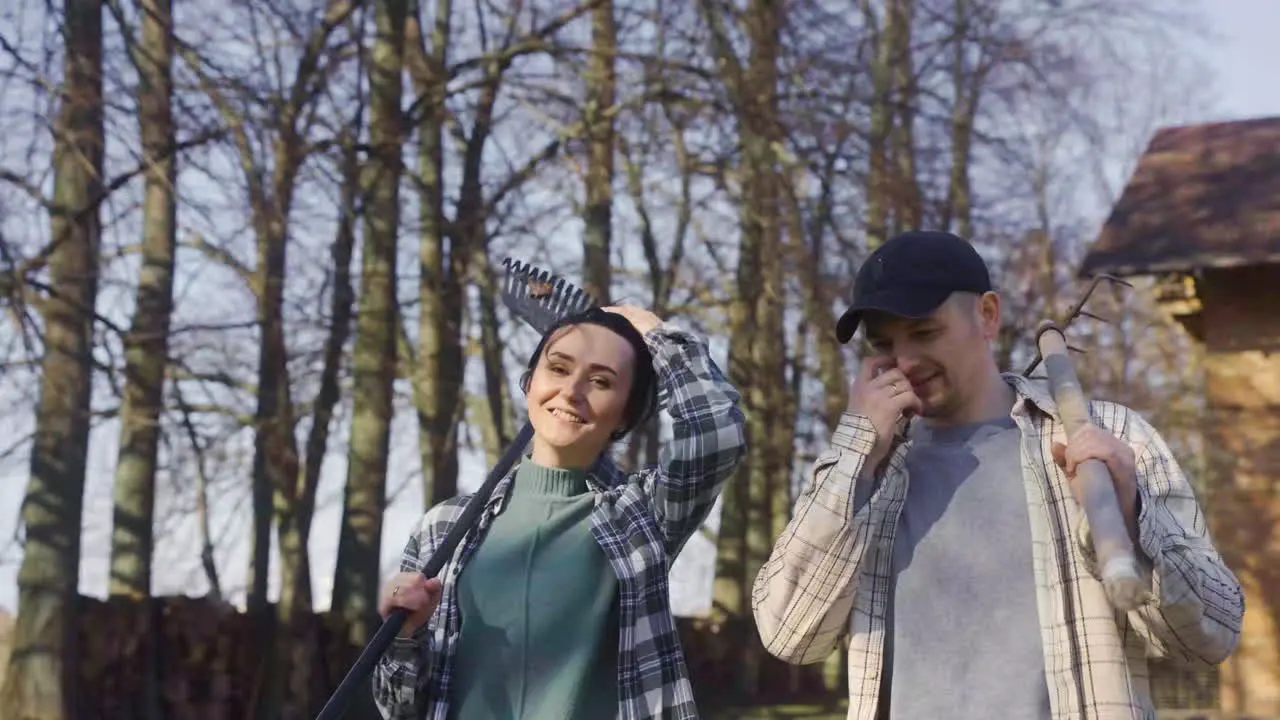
xmin=519 ymin=369 xmax=532 ymax=394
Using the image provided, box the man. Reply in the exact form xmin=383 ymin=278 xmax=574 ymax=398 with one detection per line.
xmin=751 ymin=230 xmax=1244 ymax=720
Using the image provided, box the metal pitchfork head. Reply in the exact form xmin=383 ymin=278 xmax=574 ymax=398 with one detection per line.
xmin=1020 ymin=273 xmax=1134 ymax=378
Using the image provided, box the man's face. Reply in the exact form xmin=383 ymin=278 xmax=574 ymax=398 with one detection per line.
xmin=861 ymin=292 xmax=1000 ymax=422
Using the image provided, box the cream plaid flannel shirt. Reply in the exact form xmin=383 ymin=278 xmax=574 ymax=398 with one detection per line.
xmin=752 ymin=373 xmax=1244 ymax=720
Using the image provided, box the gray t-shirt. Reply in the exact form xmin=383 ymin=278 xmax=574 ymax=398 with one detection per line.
xmin=876 ymin=415 xmax=1051 ymax=720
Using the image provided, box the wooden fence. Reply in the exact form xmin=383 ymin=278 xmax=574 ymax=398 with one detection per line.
xmin=0 ymin=595 xmax=1244 ymax=718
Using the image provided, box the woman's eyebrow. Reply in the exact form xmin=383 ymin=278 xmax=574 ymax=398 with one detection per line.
xmin=548 ymin=350 xmax=619 ymax=376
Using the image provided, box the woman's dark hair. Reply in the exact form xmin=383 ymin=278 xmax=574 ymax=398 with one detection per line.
xmin=519 ymin=307 xmax=658 ymax=440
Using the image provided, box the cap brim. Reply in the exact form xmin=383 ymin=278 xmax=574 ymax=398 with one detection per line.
xmin=834 ymin=287 xmax=953 ymax=344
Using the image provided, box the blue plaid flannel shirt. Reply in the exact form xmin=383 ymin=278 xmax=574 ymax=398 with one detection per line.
xmin=372 ymin=322 xmax=747 ymax=719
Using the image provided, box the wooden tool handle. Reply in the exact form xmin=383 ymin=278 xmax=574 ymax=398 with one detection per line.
xmin=1035 ymin=321 xmax=1149 ymax=611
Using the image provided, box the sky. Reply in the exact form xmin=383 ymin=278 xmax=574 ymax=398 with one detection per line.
xmin=1194 ymin=1 xmax=1280 ymax=123
xmin=2 ymin=0 xmax=1280 ymax=618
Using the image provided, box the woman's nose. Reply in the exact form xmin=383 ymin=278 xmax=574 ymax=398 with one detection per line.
xmin=559 ymin=377 xmax=587 ymax=401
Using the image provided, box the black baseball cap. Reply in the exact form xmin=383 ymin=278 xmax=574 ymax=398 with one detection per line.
xmin=835 ymin=230 xmax=992 ymax=344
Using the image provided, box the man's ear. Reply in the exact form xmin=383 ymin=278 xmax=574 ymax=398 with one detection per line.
xmin=978 ymin=291 xmax=1001 ymax=341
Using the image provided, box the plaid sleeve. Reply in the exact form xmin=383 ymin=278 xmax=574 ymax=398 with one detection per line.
xmin=751 ymin=412 xmax=885 ymax=664
xmin=371 ymin=499 xmax=463 ymax=718
xmin=642 ymin=324 xmax=747 ymax=558
xmin=1073 ymin=408 xmax=1245 ymax=667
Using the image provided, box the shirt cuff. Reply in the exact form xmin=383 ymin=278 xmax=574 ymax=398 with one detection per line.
xmin=832 ymin=411 xmax=878 ymax=456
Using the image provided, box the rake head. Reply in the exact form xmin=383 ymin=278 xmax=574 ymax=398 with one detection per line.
xmin=1021 ymin=273 xmax=1134 ymax=377
xmin=500 ymin=257 xmax=599 ymax=334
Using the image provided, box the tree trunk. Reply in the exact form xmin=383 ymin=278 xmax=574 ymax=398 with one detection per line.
xmin=237 ymin=0 xmax=355 ymax=621
xmin=702 ymin=0 xmax=783 ymax=699
xmin=474 ymin=255 xmax=513 ymax=459
xmin=247 ymin=198 xmax=302 ymax=720
xmin=333 ymin=0 xmax=407 ymax=666
xmin=582 ymin=0 xmax=616 ymax=304
xmin=702 ymin=1 xmax=757 ymax=627
xmin=864 ymin=0 xmax=896 ymax=250
xmin=287 ymin=125 xmax=360 ymax=624
xmin=406 ymin=0 xmax=462 ymax=507
xmin=620 ymin=114 xmax=690 ymax=469
xmin=797 ymin=161 xmax=849 ymax=431
xmin=173 ymin=383 xmax=223 ymax=601
xmin=107 ymin=2 xmax=176 ymax=716
xmin=274 ymin=122 xmax=361 ymax=718
xmin=2 ymin=0 xmax=104 ymax=715
xmin=453 ymin=63 xmax=509 ymax=463
xmin=741 ymin=0 xmax=786 ymax=698
xmin=109 ymin=0 xmax=176 ymax=604
xmin=941 ymin=0 xmax=980 ymax=238
xmin=785 ymin=145 xmax=851 ymax=697
xmin=888 ymin=0 xmax=921 ymax=231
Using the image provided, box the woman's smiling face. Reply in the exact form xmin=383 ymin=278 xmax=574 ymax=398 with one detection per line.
xmin=526 ymin=322 xmax=636 ymax=468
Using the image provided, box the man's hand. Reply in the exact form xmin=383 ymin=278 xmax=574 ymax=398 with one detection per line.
xmin=602 ymin=305 xmax=663 ymax=336
xmin=847 ymin=355 xmax=923 ymax=469
xmin=1052 ymin=426 xmax=1140 ymax=542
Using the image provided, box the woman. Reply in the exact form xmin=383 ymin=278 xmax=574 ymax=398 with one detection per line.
xmin=372 ymin=305 xmax=746 ymax=720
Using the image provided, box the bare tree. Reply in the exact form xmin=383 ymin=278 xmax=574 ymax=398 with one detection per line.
xmin=581 ymin=0 xmax=616 ymax=304
xmin=3 ymin=0 xmax=105 ymax=715
xmin=404 ymin=0 xmax=462 ymax=507
xmin=702 ymin=0 xmax=790 ymax=695
xmin=107 ymin=0 xmax=178 ymax=603
xmin=101 ymin=1 xmax=179 ymax=716
xmin=332 ymin=0 xmax=407 ymax=669
xmin=176 ymin=2 xmax=362 ymax=715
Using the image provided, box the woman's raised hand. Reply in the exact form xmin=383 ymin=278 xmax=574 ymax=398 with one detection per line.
xmin=602 ymin=305 xmax=662 ymax=335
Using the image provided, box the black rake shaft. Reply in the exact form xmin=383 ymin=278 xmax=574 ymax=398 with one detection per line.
xmin=315 ymin=258 xmax=597 ymax=719
xmin=315 ymin=424 xmax=533 ymax=720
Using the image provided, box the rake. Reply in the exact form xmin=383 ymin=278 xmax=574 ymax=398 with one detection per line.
xmin=315 ymin=258 xmax=598 ymax=719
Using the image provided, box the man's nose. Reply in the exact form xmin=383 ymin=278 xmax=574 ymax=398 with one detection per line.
xmin=894 ymin=352 xmax=923 ymax=376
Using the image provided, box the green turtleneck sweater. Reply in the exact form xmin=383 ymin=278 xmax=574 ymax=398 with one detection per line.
xmin=448 ymin=460 xmax=620 ymax=720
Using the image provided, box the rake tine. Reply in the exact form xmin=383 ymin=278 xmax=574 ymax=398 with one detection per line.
xmin=550 ymin=278 xmax=568 ymax=316
xmin=1068 ymin=345 xmax=1087 ymax=354
xmin=500 ymin=258 xmax=515 ymax=292
xmin=1075 ymin=310 xmax=1109 ymax=323
xmin=559 ymin=280 xmax=575 ymax=316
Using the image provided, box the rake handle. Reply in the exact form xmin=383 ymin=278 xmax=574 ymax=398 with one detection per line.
xmin=1035 ymin=321 xmax=1149 ymax=612
xmin=315 ymin=422 xmax=535 ymax=720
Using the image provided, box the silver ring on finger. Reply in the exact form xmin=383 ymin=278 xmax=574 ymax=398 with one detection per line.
xmin=891 ymin=382 xmax=902 ymax=395
xmin=392 ymin=584 xmax=401 ymax=597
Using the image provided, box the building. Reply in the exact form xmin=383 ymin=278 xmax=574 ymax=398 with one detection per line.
xmin=1080 ymin=115 xmax=1280 ymax=716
